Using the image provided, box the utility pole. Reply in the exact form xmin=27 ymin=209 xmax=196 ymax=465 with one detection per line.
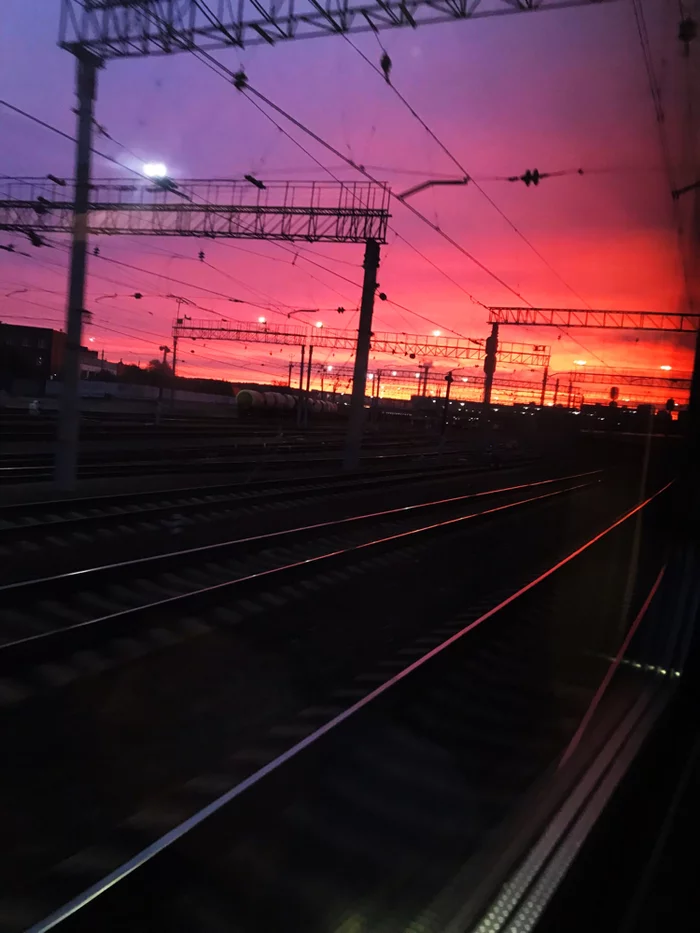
xmin=288 ymin=360 xmax=293 ymax=387
xmin=170 ymin=333 xmax=178 ymax=407
xmin=540 ymin=363 xmax=548 ymax=406
xmin=567 ymin=378 xmax=574 ymax=408
xmin=441 ymin=371 xmax=454 ymax=435
xmin=482 ymin=322 xmax=499 ymax=406
xmin=344 ymin=238 xmax=380 ymax=470
xmin=55 ymin=49 xmax=101 ymax=489
xmin=157 ymin=344 xmax=170 ymax=422
xmin=304 ymin=344 xmax=314 ymax=427
xmin=553 ymin=378 xmax=560 ymax=406
xmin=297 ymin=344 xmax=305 ymax=427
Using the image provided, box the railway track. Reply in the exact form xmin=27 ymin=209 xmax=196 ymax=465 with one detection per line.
xmin=0 ymin=455 xmax=534 ymax=564
xmin=0 ymin=437 xmax=472 ymax=484
xmin=0 ymin=469 xmax=595 ymax=659
xmin=0 ymin=474 xmax=673 ymax=933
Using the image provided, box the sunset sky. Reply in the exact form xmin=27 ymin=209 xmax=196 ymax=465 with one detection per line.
xmin=1 ymin=0 xmax=698 ymax=404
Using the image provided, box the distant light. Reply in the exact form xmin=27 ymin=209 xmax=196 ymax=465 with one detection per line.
xmin=368 ymin=373 xmax=374 ymax=380
xmin=432 ymin=330 xmax=441 ymax=337
xmin=462 ymin=377 xmax=468 ymax=383
xmin=415 ymin=373 xmax=421 ymax=378
xmin=574 ymin=359 xmax=587 ymax=366
xmin=327 ymin=365 xmax=333 ymax=371
xmin=258 ymin=316 xmax=266 ymax=324
xmin=391 ymin=370 xmax=397 ymax=376
xmin=660 ymin=364 xmax=672 ymax=371
xmin=315 ymin=321 xmax=324 ymax=328
xmin=143 ymin=162 xmax=168 ymax=178
xmin=88 ymin=337 xmax=95 ymax=342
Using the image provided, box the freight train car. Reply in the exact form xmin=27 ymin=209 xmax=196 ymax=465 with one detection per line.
xmin=236 ymin=389 xmax=340 ymax=418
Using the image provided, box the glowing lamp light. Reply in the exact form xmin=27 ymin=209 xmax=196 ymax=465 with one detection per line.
xmin=660 ymin=364 xmax=672 ymax=371
xmin=258 ymin=316 xmax=266 ymax=324
xmin=391 ymin=370 xmax=397 ymax=376
xmin=315 ymin=321 xmax=324 ymax=329
xmin=432 ymin=330 xmax=441 ymax=337
xmin=327 ymin=365 xmax=333 ymax=371
xmin=143 ymin=162 xmax=168 ymax=178
xmin=88 ymin=337 xmax=95 ymax=342
xmin=462 ymin=377 xmax=468 ymax=382
xmin=415 ymin=373 xmax=421 ymax=378
xmin=574 ymin=359 xmax=587 ymax=366
xmin=368 ymin=373 xmax=374 ymax=380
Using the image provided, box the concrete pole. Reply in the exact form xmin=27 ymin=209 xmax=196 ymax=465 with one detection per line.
xmin=441 ymin=371 xmax=454 ymax=435
xmin=170 ymin=333 xmax=178 ymax=407
xmin=55 ymin=50 xmax=101 ymax=489
xmin=482 ymin=322 xmax=499 ymax=407
xmin=297 ymin=344 xmax=305 ymax=427
xmin=343 ymin=238 xmax=380 ymax=470
xmin=304 ymin=344 xmax=313 ymax=427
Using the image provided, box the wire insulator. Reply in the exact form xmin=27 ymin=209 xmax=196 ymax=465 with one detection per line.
xmin=380 ymin=52 xmax=392 ymax=83
xmin=232 ymin=69 xmax=248 ymax=90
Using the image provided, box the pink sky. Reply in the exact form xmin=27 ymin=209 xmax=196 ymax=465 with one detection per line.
xmin=1 ymin=0 xmax=697 ymax=403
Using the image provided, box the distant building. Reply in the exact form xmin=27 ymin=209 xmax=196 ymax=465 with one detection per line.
xmin=0 ymin=323 xmax=66 ymax=391
xmin=0 ymin=322 xmax=117 ymax=392
xmin=80 ymin=346 xmax=118 ymax=377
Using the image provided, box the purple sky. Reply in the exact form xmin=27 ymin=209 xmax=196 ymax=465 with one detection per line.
xmin=1 ymin=0 xmax=697 ymax=399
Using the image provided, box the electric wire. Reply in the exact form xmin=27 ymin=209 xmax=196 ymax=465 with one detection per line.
xmin=342 ymin=33 xmax=595 ymax=310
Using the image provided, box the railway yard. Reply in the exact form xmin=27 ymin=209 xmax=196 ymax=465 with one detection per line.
xmin=0 ymin=407 xmax=683 ymax=933
xmin=2 ymin=0 xmax=697 ymax=927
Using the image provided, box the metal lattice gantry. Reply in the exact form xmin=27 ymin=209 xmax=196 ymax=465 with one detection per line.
xmin=488 ymin=306 xmax=700 ymax=333
xmin=555 ymin=369 xmax=691 ymax=391
xmin=173 ymin=318 xmax=551 ymax=367
xmin=317 ymin=364 xmax=548 ymax=392
xmin=59 ymin=0 xmax=620 ymax=56
xmin=0 ymin=178 xmax=390 ymax=243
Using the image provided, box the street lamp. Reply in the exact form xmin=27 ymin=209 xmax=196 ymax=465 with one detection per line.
xmin=143 ymin=162 xmax=168 ymax=178
xmin=398 ymin=177 xmax=469 ymax=202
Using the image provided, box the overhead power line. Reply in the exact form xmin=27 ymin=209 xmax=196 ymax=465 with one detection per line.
xmin=1 ymin=84 xmax=484 ymax=340
xmin=241 ymin=81 xmax=529 ymax=306
xmin=238 ymin=80 xmax=619 ymax=368
xmin=0 ymin=99 xmax=156 ymax=183
xmin=189 ymin=49 xmax=485 ymax=336
xmin=341 ymin=34 xmax=595 ymax=312
xmin=188 ymin=48 xmax=497 ymax=314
